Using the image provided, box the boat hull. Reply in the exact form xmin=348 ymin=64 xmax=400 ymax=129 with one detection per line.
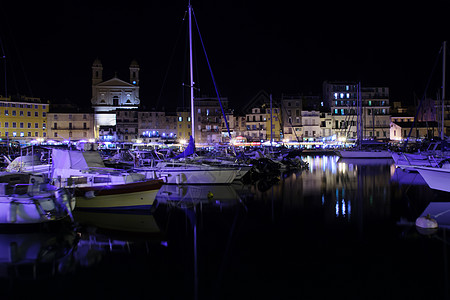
xmin=0 ymin=189 xmax=73 ymax=225
xmin=74 ymin=188 xmax=160 ymax=211
xmin=415 ymin=166 xmax=450 ymax=193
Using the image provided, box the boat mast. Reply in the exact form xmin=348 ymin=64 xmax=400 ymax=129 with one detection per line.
xmin=270 ymin=94 xmax=273 ymax=146
xmin=441 ymin=40 xmax=446 ymax=140
xmin=188 ymin=2 xmax=195 ymax=141
xmin=357 ymin=82 xmax=362 ymax=150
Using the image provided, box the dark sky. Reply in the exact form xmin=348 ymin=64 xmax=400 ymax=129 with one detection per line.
xmin=0 ymin=1 xmax=449 ymax=111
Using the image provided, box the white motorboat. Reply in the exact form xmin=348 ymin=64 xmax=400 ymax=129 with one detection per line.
xmin=414 ymin=163 xmax=450 ymax=193
xmin=0 ymin=172 xmax=74 ymax=226
xmin=51 ymin=149 xmax=163 ymax=211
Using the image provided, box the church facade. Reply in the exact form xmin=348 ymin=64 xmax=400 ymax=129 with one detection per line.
xmin=91 ymin=58 xmax=140 ymax=112
xmin=90 ymin=58 xmax=141 ymax=129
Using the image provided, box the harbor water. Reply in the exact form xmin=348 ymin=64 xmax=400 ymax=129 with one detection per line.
xmin=1 ymin=155 xmax=450 ymax=299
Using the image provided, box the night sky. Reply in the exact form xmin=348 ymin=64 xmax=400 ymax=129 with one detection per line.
xmin=0 ymin=1 xmax=449 ymax=111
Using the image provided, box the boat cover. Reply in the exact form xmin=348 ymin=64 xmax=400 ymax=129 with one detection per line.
xmin=52 ymin=149 xmax=106 ymax=178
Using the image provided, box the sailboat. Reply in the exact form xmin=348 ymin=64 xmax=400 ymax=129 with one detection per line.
xmin=133 ymin=3 xmax=240 ymax=185
xmin=393 ymin=41 xmax=450 ymax=168
xmin=336 ymin=83 xmax=392 ymax=159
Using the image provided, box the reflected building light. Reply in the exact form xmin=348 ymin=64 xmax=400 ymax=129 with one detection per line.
xmin=322 ymin=194 xmax=325 ymax=206
xmin=347 ymin=200 xmax=351 ymax=221
xmin=335 ymin=201 xmax=339 ymax=217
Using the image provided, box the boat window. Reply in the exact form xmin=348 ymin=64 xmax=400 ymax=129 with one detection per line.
xmin=94 ymin=177 xmax=112 ymax=183
xmin=69 ymin=177 xmax=88 ymax=185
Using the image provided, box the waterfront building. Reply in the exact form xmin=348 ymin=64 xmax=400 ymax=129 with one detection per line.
xmin=361 ymin=87 xmax=391 ymax=141
xmin=324 ymin=81 xmax=359 ymax=142
xmin=47 ymin=108 xmax=95 ymax=142
xmin=138 ymin=110 xmax=177 ymax=143
xmin=222 ymin=112 xmax=246 ymax=142
xmin=266 ymin=105 xmax=282 ymax=142
xmin=323 ymin=81 xmax=391 ymax=142
xmin=176 ymin=108 xmax=191 ymax=141
xmin=194 ymin=96 xmax=227 ymax=145
xmin=0 ymin=95 xmax=48 ymax=142
xmin=390 ymin=120 xmax=439 ymax=142
xmin=301 ymin=110 xmax=321 ymax=141
xmin=245 ymin=107 xmax=267 ymax=142
xmin=116 ymin=109 xmax=138 ymax=143
xmin=280 ymin=95 xmax=302 ymax=143
xmin=320 ymin=112 xmax=333 ymax=140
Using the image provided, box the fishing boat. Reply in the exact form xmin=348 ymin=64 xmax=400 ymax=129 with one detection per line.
xmin=0 ymin=172 xmax=74 ymax=226
xmin=51 ymin=149 xmax=163 ymax=211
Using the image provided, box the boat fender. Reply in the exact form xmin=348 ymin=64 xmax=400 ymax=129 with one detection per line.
xmin=415 ymin=214 xmax=438 ymax=229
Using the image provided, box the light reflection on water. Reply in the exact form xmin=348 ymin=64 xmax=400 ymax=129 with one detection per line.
xmin=2 ymin=155 xmax=450 ymax=300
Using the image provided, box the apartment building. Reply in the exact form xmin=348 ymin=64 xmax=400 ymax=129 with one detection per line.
xmin=47 ymin=112 xmax=95 ymax=141
xmin=0 ymin=95 xmax=48 ymax=141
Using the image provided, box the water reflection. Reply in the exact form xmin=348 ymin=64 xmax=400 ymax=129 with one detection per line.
xmin=3 ymin=155 xmax=450 ymax=299
xmin=0 ymin=230 xmax=77 ymax=279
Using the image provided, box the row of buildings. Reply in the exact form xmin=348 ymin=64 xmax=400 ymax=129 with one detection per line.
xmin=0 ymin=59 xmax=448 ymax=146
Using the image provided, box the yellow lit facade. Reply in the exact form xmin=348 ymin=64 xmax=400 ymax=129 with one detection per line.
xmin=0 ymin=96 xmax=48 ymax=140
xmin=177 ymin=109 xmax=191 ymax=141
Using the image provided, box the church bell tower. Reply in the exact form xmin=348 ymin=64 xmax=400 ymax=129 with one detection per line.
xmin=92 ymin=58 xmax=103 ymax=85
xmin=129 ymin=59 xmax=139 ymax=86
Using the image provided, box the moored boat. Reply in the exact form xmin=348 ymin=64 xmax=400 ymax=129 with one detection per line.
xmin=51 ymin=149 xmax=163 ymax=211
xmin=0 ymin=172 xmax=74 ymax=227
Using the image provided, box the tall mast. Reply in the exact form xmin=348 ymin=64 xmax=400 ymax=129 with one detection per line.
xmin=270 ymin=94 xmax=273 ymax=146
xmin=188 ymin=2 xmax=195 ymax=141
xmin=442 ymin=41 xmax=446 ymax=140
xmin=357 ymin=82 xmax=362 ymax=150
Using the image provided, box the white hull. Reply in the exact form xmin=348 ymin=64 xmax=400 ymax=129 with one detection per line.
xmin=135 ymin=162 xmax=238 ymax=184
xmin=415 ymin=166 xmax=450 ymax=193
xmin=0 ymin=188 xmax=73 ymax=225
xmin=391 ymin=152 xmax=443 ymax=169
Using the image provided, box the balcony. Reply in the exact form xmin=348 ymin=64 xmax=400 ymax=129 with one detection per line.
xmin=51 ymin=127 xmax=89 ymax=130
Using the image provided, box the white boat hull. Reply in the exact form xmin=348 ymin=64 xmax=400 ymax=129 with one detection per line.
xmin=74 ymin=189 xmax=159 ymax=211
xmin=415 ymin=166 xmax=450 ymax=193
xmin=0 ymin=189 xmax=73 ymax=225
xmin=137 ymin=167 xmax=238 ymax=184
